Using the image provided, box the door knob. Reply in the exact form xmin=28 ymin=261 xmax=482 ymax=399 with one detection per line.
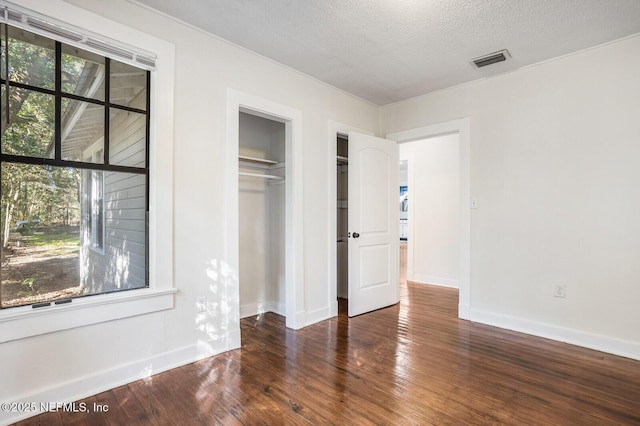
xmin=353 ymin=232 xmax=360 ymax=238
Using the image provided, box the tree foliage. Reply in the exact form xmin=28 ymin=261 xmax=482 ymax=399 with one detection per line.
xmin=1 ymin=26 xmax=84 ymax=246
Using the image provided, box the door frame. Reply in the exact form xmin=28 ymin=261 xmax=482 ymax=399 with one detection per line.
xmin=328 ymin=121 xmax=373 ymax=317
xmin=226 ymin=89 xmax=305 ymax=329
xmin=387 ymin=118 xmax=471 ymax=320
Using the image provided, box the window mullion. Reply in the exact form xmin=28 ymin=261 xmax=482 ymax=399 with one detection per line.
xmin=54 ymin=40 xmax=61 ymax=160
xmin=145 ymin=70 xmax=150 ymax=210
xmin=104 ymin=57 xmax=110 ymax=166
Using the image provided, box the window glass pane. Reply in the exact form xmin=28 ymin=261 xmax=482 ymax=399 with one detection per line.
xmin=1 ymin=85 xmax=55 ymax=158
xmin=98 ymin=171 xmax=147 ymax=290
xmin=1 ymin=25 xmax=55 ymax=90
xmin=61 ymin=98 xmax=105 ymax=163
xmin=61 ymin=44 xmax=106 ymax=101
xmin=110 ymin=59 xmax=146 ymax=110
xmin=1 ymin=163 xmax=81 ymax=308
xmin=0 ymin=163 xmax=147 ymax=308
xmin=109 ymin=108 xmax=146 ymax=168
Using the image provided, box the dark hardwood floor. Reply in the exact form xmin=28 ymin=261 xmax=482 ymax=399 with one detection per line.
xmin=17 ymin=282 xmax=640 ymax=425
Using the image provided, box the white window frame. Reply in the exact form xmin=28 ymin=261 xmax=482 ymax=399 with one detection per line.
xmin=0 ymin=0 xmax=176 ymax=343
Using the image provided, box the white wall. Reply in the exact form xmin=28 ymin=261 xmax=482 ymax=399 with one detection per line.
xmin=382 ymin=34 xmax=640 ymax=359
xmin=400 ymin=134 xmax=460 ymax=288
xmin=0 ymin=1 xmax=379 ymax=423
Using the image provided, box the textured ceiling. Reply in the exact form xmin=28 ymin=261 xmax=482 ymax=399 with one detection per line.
xmin=132 ymin=0 xmax=640 ymax=105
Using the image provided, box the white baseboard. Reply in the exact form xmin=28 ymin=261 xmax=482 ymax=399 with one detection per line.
xmin=271 ymin=302 xmax=286 ymax=317
xmin=458 ymin=303 xmax=470 ymax=320
xmin=240 ymin=301 xmax=285 ymax=319
xmin=0 ymin=329 xmax=241 ymax=426
xmin=305 ymin=305 xmax=332 ymax=327
xmin=240 ymin=302 xmax=330 ymax=330
xmin=239 ymin=302 xmax=261 ymax=319
xmin=329 ymin=300 xmax=338 ymax=317
xmin=288 ymin=311 xmax=307 ymax=329
xmin=470 ymin=309 xmax=640 ymax=361
xmin=412 ymin=274 xmax=459 ymax=289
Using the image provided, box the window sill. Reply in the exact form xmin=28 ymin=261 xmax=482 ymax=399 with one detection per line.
xmin=0 ymin=288 xmax=176 ymax=343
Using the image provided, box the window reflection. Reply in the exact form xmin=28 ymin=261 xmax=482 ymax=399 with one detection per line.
xmin=1 ymin=86 xmax=55 ymax=159
xmin=1 ymin=24 xmax=55 ymax=90
xmin=110 ymin=59 xmax=147 ymax=110
xmin=61 ymin=44 xmax=106 ymax=101
xmin=60 ymin=98 xmax=105 ymax=162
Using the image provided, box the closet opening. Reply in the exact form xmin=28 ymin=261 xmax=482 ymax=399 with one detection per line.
xmin=336 ymin=135 xmax=349 ymax=302
xmin=238 ymin=111 xmax=286 ymax=321
xmin=226 ymin=91 xmax=303 ymax=337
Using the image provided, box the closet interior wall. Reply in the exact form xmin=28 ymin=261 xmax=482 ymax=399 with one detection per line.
xmin=239 ymin=112 xmax=286 ymax=318
xmin=337 ymin=136 xmax=348 ymax=299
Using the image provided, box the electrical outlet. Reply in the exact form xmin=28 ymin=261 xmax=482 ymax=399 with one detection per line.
xmin=553 ymin=284 xmax=566 ymax=298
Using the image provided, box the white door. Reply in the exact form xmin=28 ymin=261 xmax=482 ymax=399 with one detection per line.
xmin=348 ymin=131 xmax=399 ymax=317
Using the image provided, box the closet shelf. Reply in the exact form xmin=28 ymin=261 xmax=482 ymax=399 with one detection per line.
xmin=239 ymin=155 xmax=285 ymax=171
xmin=239 ymin=155 xmax=278 ymax=165
xmin=239 ymin=171 xmax=284 ymax=180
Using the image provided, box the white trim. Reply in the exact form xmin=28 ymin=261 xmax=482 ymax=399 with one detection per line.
xmin=458 ymin=303 xmax=470 ymax=319
xmin=387 ymin=118 xmax=471 ymax=320
xmin=0 ymin=3 xmax=176 ymax=342
xmin=0 ymin=0 xmax=156 ymax=70
xmin=329 ymin=300 xmax=338 ymax=318
xmin=470 ymin=309 xmax=640 ymax=362
xmin=239 ymin=301 xmax=286 ymax=319
xmin=305 ymin=305 xmax=332 ymax=327
xmin=0 ymin=328 xmax=239 ymax=425
xmin=412 ymin=275 xmax=459 ymax=289
xmin=327 ymin=121 xmax=374 ymax=316
xmin=226 ymin=89 xmax=304 ymax=330
xmin=0 ymin=288 xmax=176 ymax=343
xmin=239 ymin=302 xmax=265 ymax=319
xmin=271 ymin=301 xmax=286 ymax=317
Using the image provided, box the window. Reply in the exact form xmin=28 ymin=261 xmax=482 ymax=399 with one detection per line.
xmin=0 ymin=24 xmax=150 ymax=309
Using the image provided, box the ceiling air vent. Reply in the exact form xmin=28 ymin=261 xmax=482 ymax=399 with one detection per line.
xmin=472 ymin=50 xmax=510 ymax=68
